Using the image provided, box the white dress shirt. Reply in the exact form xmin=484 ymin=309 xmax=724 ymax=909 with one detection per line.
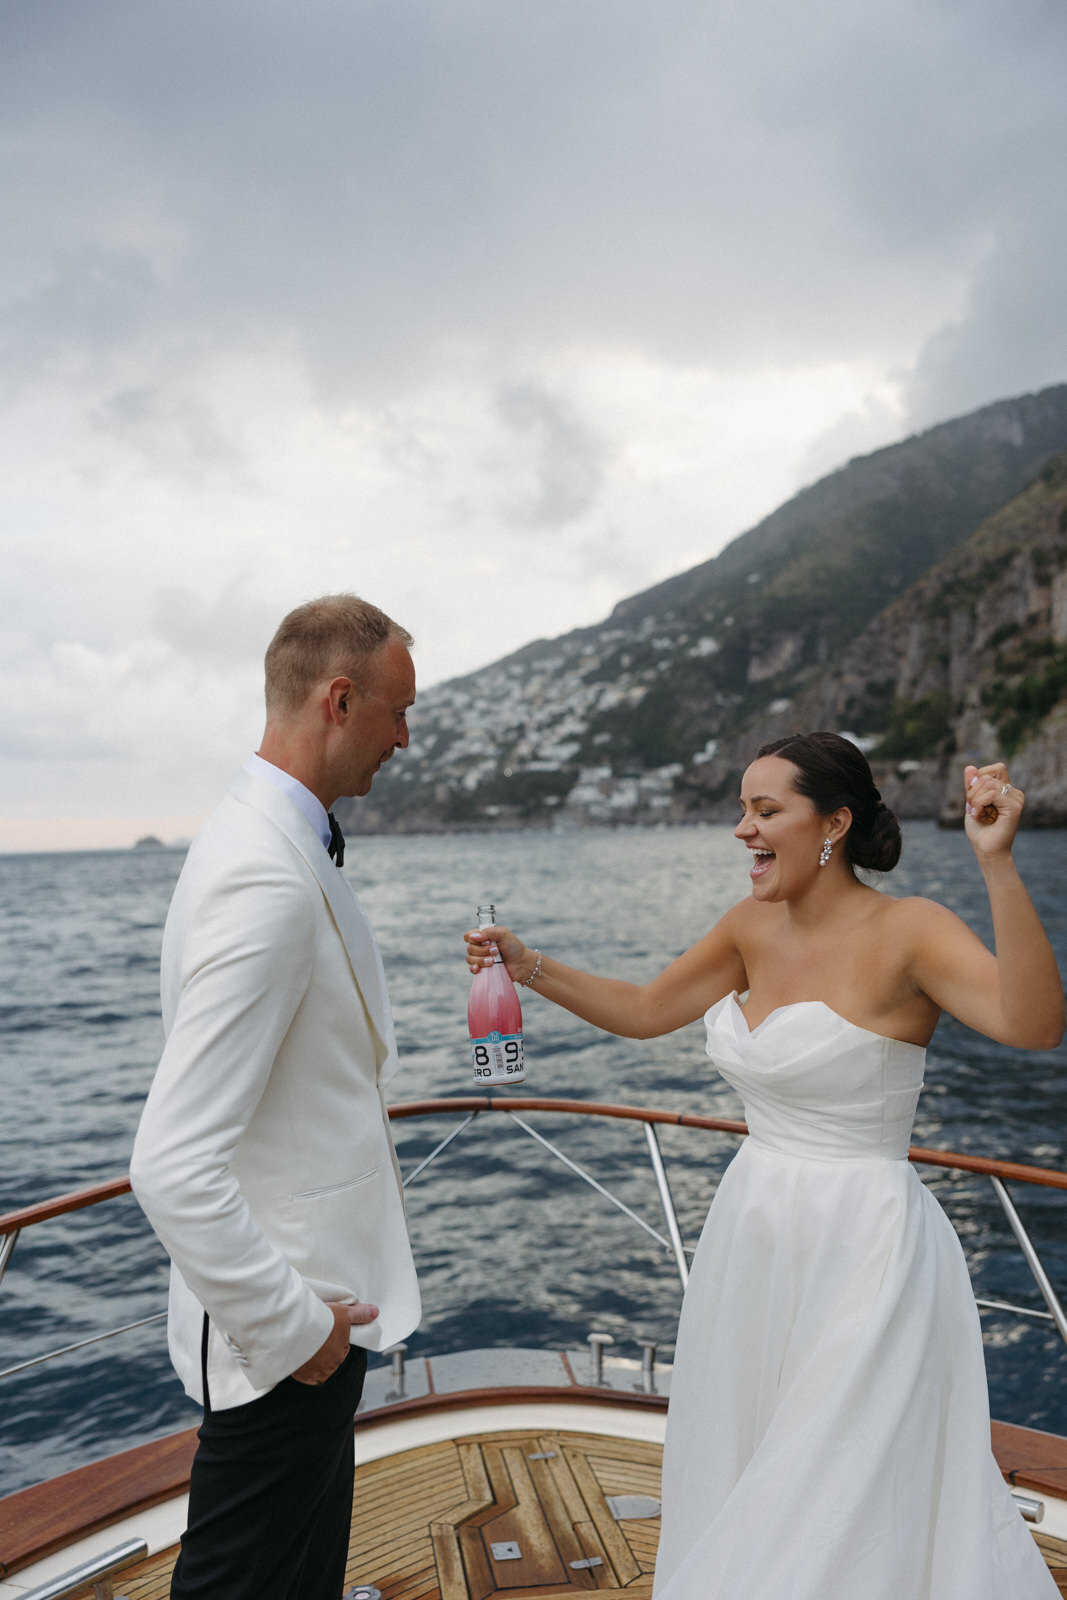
xmin=246 ymin=752 xmax=332 ymax=852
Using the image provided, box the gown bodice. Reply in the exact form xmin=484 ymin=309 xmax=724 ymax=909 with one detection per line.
xmin=704 ymin=992 xmax=927 ymax=1163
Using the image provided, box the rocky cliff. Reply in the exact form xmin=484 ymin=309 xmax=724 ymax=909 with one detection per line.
xmin=686 ymin=448 xmax=1067 ymax=826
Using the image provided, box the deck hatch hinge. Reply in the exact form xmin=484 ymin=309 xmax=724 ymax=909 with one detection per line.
xmin=570 ymin=1557 xmax=604 ymax=1570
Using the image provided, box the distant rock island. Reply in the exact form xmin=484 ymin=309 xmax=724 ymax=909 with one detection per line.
xmin=337 ymin=383 xmax=1067 ymax=836
xmin=134 ymin=835 xmax=166 ymax=849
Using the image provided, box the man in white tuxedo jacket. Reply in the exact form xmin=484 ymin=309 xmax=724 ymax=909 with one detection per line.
xmin=131 ymin=594 xmax=421 ymax=1600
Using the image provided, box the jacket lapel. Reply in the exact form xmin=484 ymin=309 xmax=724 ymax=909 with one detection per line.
xmin=228 ymin=769 xmax=399 ymax=1081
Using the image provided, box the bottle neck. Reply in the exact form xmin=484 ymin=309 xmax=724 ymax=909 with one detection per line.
xmin=476 ymin=904 xmax=501 ymax=961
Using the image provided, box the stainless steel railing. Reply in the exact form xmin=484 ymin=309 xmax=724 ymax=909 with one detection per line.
xmin=17 ymin=1536 xmax=147 ymax=1599
xmin=2 ymin=1096 xmax=1066 ymax=1383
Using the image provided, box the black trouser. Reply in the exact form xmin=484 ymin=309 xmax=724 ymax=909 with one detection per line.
xmin=170 ymin=1341 xmax=368 ymax=1600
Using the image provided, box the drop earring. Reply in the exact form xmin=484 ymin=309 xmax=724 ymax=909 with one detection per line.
xmin=818 ymin=838 xmax=833 ymax=867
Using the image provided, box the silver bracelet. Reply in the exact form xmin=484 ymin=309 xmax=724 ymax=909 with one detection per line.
xmin=521 ymin=949 xmax=544 ymax=987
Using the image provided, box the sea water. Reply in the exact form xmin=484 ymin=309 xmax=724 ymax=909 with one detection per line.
xmin=1 ymin=823 xmax=1066 ymax=1495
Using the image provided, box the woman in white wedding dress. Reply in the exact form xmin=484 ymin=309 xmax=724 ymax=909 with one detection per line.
xmin=465 ymin=733 xmax=1065 ymax=1600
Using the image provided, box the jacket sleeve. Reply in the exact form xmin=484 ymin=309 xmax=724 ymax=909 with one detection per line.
xmin=130 ymin=856 xmax=335 ymax=1390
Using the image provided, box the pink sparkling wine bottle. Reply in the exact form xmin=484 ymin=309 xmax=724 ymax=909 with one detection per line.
xmin=468 ymin=903 xmax=525 ymax=1085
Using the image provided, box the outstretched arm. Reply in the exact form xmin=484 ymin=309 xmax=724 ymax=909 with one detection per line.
xmin=465 ymin=910 xmax=748 ymax=1040
xmin=907 ymin=763 xmax=1064 ymax=1049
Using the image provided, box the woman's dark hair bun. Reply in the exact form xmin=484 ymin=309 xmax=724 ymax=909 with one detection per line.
xmin=755 ymin=731 xmax=902 ymax=874
xmin=861 ymin=800 xmax=903 ymax=873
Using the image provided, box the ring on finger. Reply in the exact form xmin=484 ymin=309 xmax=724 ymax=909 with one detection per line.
xmin=1000 ymin=783 xmax=1011 ymax=795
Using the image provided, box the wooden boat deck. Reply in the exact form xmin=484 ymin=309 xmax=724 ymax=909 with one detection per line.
xmin=36 ymin=1424 xmax=1067 ymax=1600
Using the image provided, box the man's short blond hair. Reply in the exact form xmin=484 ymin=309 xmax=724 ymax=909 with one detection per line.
xmin=264 ymin=594 xmax=414 ymax=714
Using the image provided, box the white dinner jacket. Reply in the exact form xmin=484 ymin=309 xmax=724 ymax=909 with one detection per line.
xmin=131 ymin=767 xmax=421 ymax=1410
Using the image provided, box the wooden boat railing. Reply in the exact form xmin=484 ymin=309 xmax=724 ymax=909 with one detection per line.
xmin=3 ymin=1095 xmax=1067 ymax=1382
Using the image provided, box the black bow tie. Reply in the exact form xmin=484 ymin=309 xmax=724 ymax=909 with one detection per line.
xmin=327 ymin=812 xmax=345 ymax=868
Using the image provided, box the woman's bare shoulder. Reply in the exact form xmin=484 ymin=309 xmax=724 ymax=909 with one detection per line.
xmin=877 ymin=892 xmax=969 ymax=948
xmin=880 ymin=892 xmax=959 ymax=925
xmin=716 ymin=894 xmax=783 ymax=948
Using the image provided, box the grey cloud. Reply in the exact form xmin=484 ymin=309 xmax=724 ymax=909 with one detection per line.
xmin=495 ymin=384 xmax=606 ymax=527
xmin=905 ymin=200 xmax=1067 ymax=430
xmin=27 ymin=738 xmax=131 ymax=762
xmin=0 ymin=0 xmax=1064 ymax=417
xmin=754 ymin=1 xmax=1067 ymax=433
xmin=91 ymin=386 xmax=248 ymax=484
xmin=0 ymin=715 xmax=128 ymax=762
xmin=151 ymin=583 xmax=279 ymax=670
xmin=0 ymin=249 xmax=162 ymax=401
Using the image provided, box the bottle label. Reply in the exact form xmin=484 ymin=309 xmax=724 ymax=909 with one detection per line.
xmin=471 ymin=1030 xmax=525 ymax=1084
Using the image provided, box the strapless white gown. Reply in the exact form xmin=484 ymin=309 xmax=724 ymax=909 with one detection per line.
xmin=652 ymin=993 xmax=1057 ymax=1599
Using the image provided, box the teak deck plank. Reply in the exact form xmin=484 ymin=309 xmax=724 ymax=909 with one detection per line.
xmin=525 ymin=1454 xmax=593 ymax=1576
xmin=357 ymin=1492 xmax=467 ymax=1534
xmin=562 ymin=1448 xmax=642 ymax=1588
xmin=482 ymin=1445 xmax=570 ymax=1590
xmin=358 ymin=1499 xmax=469 ymax=1546
xmin=429 ymin=1523 xmax=470 ymax=1600
xmin=358 ymin=1452 xmax=467 ymax=1500
xmin=369 ymin=1576 xmax=438 ymax=1600
xmin=551 ymin=1435 xmax=660 ymax=1464
xmin=459 ymin=1522 xmax=498 ymax=1600
xmin=459 ymin=1441 xmax=496 ymax=1507
xmin=359 ymin=1464 xmax=467 ymax=1507
xmin=539 ymin=1443 xmax=595 ymax=1531
xmin=585 ymin=1454 xmax=661 ymax=1496
xmin=350 ymin=1539 xmax=438 ymax=1578
xmin=359 ymin=1449 xmax=464 ymax=1484
xmin=573 ymin=1519 xmax=616 ymax=1588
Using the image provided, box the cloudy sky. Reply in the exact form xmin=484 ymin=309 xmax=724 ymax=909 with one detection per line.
xmin=3 ymin=0 xmax=1066 ymax=850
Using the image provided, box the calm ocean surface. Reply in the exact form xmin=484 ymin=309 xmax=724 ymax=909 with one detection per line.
xmin=2 ymin=822 xmax=1067 ymax=1496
